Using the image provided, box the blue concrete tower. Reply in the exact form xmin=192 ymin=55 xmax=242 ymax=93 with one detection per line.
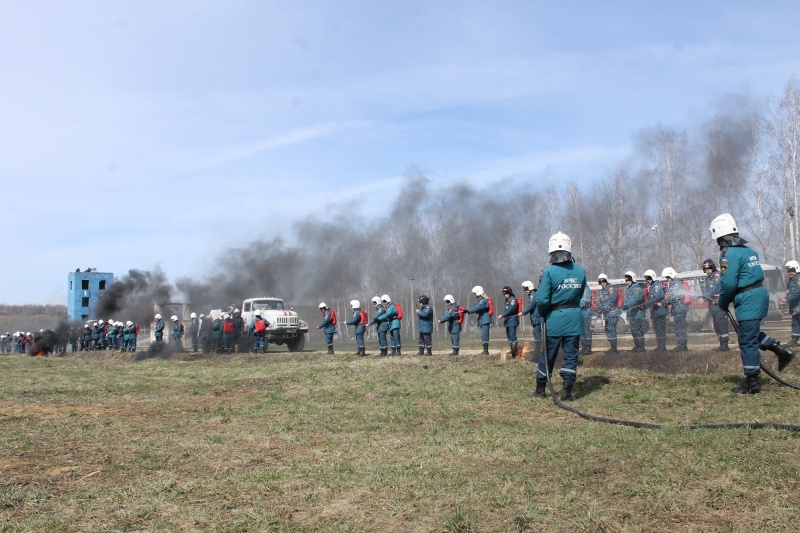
xmin=67 ymin=270 xmax=114 ymax=323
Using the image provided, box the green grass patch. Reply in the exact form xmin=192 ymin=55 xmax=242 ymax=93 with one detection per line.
xmin=1 ymin=351 xmax=800 ymax=531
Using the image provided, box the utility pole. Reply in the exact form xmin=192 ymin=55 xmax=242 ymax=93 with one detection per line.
xmin=789 ymin=207 xmax=797 ymax=261
xmin=409 ymin=276 xmax=416 ymax=338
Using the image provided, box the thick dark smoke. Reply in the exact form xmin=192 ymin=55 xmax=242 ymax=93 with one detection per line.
xmin=134 ymin=340 xmax=174 ymax=361
xmin=94 ymin=268 xmax=173 ymax=327
xmin=30 ymin=321 xmax=75 ymax=355
xmin=175 ymin=238 xmax=304 ymax=309
xmin=91 ymin=177 xmax=554 ymax=331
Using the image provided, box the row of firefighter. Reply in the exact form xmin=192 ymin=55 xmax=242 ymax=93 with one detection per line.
xmin=0 ymin=332 xmax=37 ymax=353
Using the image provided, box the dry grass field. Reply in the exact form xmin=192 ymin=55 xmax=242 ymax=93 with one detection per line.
xmin=2 ymin=328 xmax=800 ymax=532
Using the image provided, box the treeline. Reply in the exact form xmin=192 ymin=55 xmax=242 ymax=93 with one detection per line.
xmin=0 ymin=305 xmax=67 ymax=336
xmin=0 ymin=305 xmax=67 ymax=318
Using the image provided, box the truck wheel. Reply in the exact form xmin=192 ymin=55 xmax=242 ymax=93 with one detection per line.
xmin=287 ymin=336 xmax=306 ymax=352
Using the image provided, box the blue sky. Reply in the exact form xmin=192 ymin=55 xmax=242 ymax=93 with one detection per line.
xmin=2 ymin=1 xmax=800 ymax=304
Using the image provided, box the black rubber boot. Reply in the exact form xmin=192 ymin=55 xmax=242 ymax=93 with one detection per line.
xmin=482 ymin=343 xmax=490 ymax=356
xmin=731 ymin=374 xmax=761 ymax=394
xmin=607 ymin=340 xmax=618 ymax=354
xmin=397 ymin=347 xmax=401 ymax=356
xmin=765 ymin=341 xmax=796 ymax=372
xmin=712 ymin=338 xmax=730 ymax=352
xmin=391 ymin=347 xmax=397 ymax=356
xmin=560 ymin=384 xmax=575 ymax=401
xmin=327 ymin=345 xmax=334 ymax=355
xmin=426 ymin=347 xmax=432 ymax=356
xmin=532 ymin=381 xmax=547 ymax=398
xmin=418 ymin=347 xmax=425 ymax=356
xmin=380 ymin=348 xmax=388 ymax=357
xmin=452 ymin=348 xmax=459 ymax=356
xmin=789 ymin=337 xmax=800 ymax=347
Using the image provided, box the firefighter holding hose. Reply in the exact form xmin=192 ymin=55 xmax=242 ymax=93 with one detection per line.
xmin=711 ymin=213 xmax=795 ymax=393
xmin=532 ymin=232 xmax=587 ymax=401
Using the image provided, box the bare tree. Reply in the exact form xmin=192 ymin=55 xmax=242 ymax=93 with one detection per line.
xmin=639 ymin=126 xmax=689 ymax=267
xmin=770 ymin=77 xmax=800 ymax=261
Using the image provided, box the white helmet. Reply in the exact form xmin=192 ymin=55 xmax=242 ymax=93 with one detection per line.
xmin=444 ymin=294 xmax=455 ymax=303
xmin=786 ymin=261 xmax=800 ymax=272
xmin=170 ymin=315 xmax=178 ymax=321
xmin=85 ymin=323 xmax=90 ymax=327
xmin=126 ymin=321 xmax=133 ymax=326
xmin=155 ymin=314 xmax=162 ymax=320
xmin=190 ymin=312 xmax=197 ymax=319
xmin=318 ymin=302 xmax=328 ymax=309
xmin=199 ymin=313 xmax=205 ymax=318
xmin=350 ymin=299 xmax=360 ymax=309
xmin=254 ymin=311 xmax=262 ymax=318
xmin=709 ymin=213 xmax=738 ymax=239
xmin=381 ymin=294 xmax=390 ymax=302
xmin=662 ymin=267 xmax=678 ymax=279
xmin=548 ymin=231 xmax=572 ymax=253
xmin=597 ymin=273 xmax=608 ymax=282
xmin=624 ymin=271 xmax=637 ymax=281
xmin=643 ymin=269 xmax=657 ymax=279
xmin=371 ymin=296 xmax=381 ymax=305
xmin=521 ymin=281 xmax=534 ymax=291
xmin=471 ymin=286 xmax=484 ymax=296
xmin=98 ymin=319 xmax=104 ymax=325
xmin=234 ymin=308 xmax=240 ymax=313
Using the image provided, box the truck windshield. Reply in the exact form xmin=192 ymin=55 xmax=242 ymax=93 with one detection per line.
xmin=253 ymin=301 xmax=284 ymax=311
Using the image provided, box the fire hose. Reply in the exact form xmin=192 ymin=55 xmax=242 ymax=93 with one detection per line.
xmin=539 ymin=311 xmax=800 ymax=430
xmin=703 ymin=296 xmax=800 ymax=391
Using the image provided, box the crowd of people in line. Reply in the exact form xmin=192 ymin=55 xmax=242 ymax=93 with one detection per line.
xmin=7 ymin=213 xmax=800 ymax=399
xmin=324 ymin=213 xmax=797 ymax=399
xmin=0 ymin=332 xmax=37 ymax=353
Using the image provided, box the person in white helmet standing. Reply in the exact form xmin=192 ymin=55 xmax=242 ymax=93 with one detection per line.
xmin=317 ymin=303 xmax=337 ymax=354
xmin=439 ymin=294 xmax=462 ymax=355
xmin=662 ymin=267 xmax=689 ymax=351
xmin=711 ymin=213 xmax=795 ymax=393
xmin=377 ymin=295 xmax=402 ymax=355
xmin=153 ymin=313 xmax=165 ymax=343
xmin=593 ymin=274 xmax=618 ymax=354
xmin=368 ymin=296 xmax=389 ymax=356
xmin=780 ymin=260 xmax=800 ymax=346
xmin=171 ymin=315 xmax=184 ymax=352
xmin=189 ymin=312 xmax=200 ymax=353
xmin=533 ymin=231 xmax=587 ymax=401
xmin=642 ymin=269 xmax=668 ymax=352
xmin=622 ymin=272 xmax=645 ymax=352
xmin=465 ymin=285 xmax=492 ymax=355
xmin=521 ymin=279 xmax=542 ymax=358
xmin=345 ymin=300 xmax=368 ymax=356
